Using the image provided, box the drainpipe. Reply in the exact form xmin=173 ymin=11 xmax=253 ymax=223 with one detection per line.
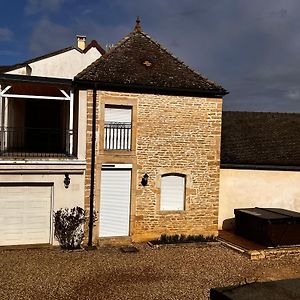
xmin=88 ymin=85 xmax=97 ymax=247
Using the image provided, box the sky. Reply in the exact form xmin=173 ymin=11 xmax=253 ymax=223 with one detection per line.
xmin=1 ymin=0 xmax=300 ymax=112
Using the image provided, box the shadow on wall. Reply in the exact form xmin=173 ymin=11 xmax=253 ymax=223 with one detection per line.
xmin=222 ymin=218 xmax=236 ymax=230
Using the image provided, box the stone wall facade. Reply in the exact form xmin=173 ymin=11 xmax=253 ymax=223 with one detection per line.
xmin=85 ymin=90 xmax=223 ymax=243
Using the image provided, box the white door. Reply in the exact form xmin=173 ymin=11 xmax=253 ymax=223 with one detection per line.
xmin=99 ymin=169 xmax=131 ymax=237
xmin=0 ymin=185 xmax=52 ymax=246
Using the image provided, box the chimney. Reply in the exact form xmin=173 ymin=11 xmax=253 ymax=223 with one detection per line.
xmin=76 ymin=35 xmax=86 ymax=50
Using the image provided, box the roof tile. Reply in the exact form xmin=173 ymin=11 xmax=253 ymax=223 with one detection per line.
xmin=221 ymin=111 xmax=300 ymax=166
xmin=76 ymin=30 xmax=227 ymax=95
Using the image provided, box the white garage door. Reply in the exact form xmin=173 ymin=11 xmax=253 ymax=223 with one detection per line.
xmin=0 ymin=185 xmax=52 ymax=246
xmin=99 ymin=169 xmax=131 ymax=237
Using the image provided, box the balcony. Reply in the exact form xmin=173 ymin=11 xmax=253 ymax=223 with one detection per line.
xmin=104 ymin=122 xmax=131 ymax=150
xmin=0 ymin=127 xmax=76 ymax=158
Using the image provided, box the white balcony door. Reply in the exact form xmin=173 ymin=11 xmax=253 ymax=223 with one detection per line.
xmin=99 ymin=168 xmax=131 ymax=237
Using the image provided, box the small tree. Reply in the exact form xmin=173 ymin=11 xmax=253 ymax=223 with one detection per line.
xmin=54 ymin=206 xmax=85 ymax=250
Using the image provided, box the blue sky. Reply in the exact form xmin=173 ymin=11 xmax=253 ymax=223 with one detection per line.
xmin=1 ymin=0 xmax=300 ymax=112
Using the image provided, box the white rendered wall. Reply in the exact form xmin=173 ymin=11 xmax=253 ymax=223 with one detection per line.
xmin=0 ymin=170 xmax=85 ymax=245
xmin=7 ymin=48 xmax=101 ymax=79
xmin=218 ymin=168 xmax=300 ymax=230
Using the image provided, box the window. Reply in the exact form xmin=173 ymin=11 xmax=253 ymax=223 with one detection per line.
xmin=104 ymin=106 xmax=132 ymax=150
xmin=160 ymin=174 xmax=185 ymax=211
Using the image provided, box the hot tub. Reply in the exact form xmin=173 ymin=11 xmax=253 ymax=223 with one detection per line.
xmin=234 ymin=207 xmax=300 ymax=247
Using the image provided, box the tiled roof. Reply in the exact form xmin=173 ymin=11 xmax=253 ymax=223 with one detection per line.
xmin=221 ymin=111 xmax=300 ymax=167
xmin=83 ymin=40 xmax=105 ymax=55
xmin=75 ymin=30 xmax=227 ymax=96
xmin=0 ymin=66 xmax=12 ymax=73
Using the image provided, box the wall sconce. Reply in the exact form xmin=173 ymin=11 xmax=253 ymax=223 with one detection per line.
xmin=64 ymin=173 xmax=71 ymax=189
xmin=141 ymin=174 xmax=149 ymax=186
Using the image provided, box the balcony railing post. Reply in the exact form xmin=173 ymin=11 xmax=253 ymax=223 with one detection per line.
xmin=104 ymin=122 xmax=132 ymax=150
xmin=0 ymin=94 xmax=8 ymax=153
xmin=68 ymin=90 xmax=74 ymax=156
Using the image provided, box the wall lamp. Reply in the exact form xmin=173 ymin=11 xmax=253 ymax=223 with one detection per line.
xmin=64 ymin=173 xmax=71 ymax=189
xmin=141 ymin=173 xmax=149 ymax=187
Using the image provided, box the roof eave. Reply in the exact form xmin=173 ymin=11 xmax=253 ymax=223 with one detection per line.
xmin=0 ymin=74 xmax=72 ymax=87
xmin=73 ymin=79 xmax=228 ymax=97
xmin=221 ymin=163 xmax=300 ymax=172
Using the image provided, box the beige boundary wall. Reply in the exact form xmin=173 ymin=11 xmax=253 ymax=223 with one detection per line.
xmin=218 ymin=168 xmax=300 ymax=230
xmin=85 ymin=90 xmax=223 ymax=243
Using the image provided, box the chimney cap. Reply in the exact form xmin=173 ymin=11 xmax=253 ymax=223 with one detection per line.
xmin=76 ymin=35 xmax=86 ymax=39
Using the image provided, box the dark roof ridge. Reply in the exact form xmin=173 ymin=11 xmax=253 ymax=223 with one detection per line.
xmin=83 ymin=40 xmax=106 ymax=55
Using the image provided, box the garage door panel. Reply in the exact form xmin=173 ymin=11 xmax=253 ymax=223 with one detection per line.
xmin=26 ymin=201 xmax=49 ymax=210
xmin=0 ymin=186 xmax=52 ymax=246
xmin=4 ymin=232 xmax=23 ymax=244
xmin=2 ymin=201 xmax=23 ymax=209
xmin=27 ymin=216 xmax=49 ymax=226
xmin=27 ymin=230 xmax=49 ymax=241
xmin=5 ymin=216 xmax=23 ymax=226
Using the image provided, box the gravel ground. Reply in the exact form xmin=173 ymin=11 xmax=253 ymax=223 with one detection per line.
xmin=0 ymin=243 xmax=300 ymax=300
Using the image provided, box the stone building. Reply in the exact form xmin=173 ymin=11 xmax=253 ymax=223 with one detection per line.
xmin=75 ymin=20 xmax=228 ymax=244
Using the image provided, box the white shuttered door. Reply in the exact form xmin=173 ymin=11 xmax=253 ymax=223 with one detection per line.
xmin=99 ymin=169 xmax=131 ymax=237
xmin=160 ymin=175 xmax=185 ymax=210
xmin=0 ymin=185 xmax=52 ymax=246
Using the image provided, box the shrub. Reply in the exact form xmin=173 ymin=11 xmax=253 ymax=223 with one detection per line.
xmin=54 ymin=206 xmax=85 ymax=250
xmin=158 ymin=233 xmax=217 ymax=244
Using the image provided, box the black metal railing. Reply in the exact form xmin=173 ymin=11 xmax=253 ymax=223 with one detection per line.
xmin=104 ymin=122 xmax=131 ymax=150
xmin=0 ymin=126 xmax=77 ymax=157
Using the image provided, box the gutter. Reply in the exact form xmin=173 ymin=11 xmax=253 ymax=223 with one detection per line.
xmin=73 ymin=78 xmax=228 ymax=98
xmin=0 ymin=74 xmax=72 ymax=87
xmin=221 ymin=163 xmax=300 ymax=172
xmin=88 ymin=85 xmax=97 ymax=247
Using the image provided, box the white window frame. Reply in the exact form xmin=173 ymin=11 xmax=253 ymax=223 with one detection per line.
xmin=160 ymin=173 xmax=186 ymax=211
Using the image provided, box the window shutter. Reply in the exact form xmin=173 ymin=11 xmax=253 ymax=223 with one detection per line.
xmin=160 ymin=175 xmax=185 ymax=210
xmin=105 ymin=107 xmax=131 ymax=123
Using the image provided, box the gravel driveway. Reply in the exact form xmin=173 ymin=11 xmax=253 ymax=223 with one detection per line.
xmin=0 ymin=243 xmax=299 ymax=300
